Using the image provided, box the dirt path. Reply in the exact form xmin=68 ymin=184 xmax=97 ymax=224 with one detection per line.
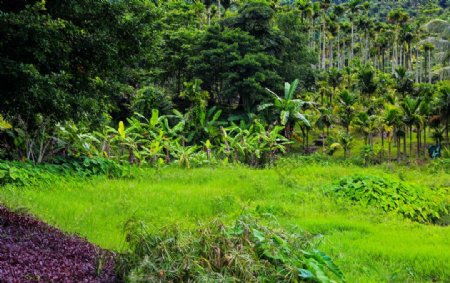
xmin=0 ymin=206 xmax=116 ymax=282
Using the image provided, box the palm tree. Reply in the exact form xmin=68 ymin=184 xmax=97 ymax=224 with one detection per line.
xmin=416 ymin=83 xmax=435 ymax=156
xmin=434 ymin=81 xmax=450 ymax=143
xmin=387 ymin=9 xmax=409 ymax=71
xmin=401 ymin=96 xmax=422 ymax=157
xmin=356 ymin=64 xmax=378 ymax=103
xmin=353 ymin=112 xmax=381 ymax=146
xmin=259 ymin=79 xmax=311 ymax=139
xmin=347 ymin=0 xmax=363 ymax=63
xmin=295 ymin=0 xmax=313 ymax=25
xmin=422 ymin=19 xmax=450 ymax=80
xmin=327 ymin=68 xmax=343 ymax=104
xmin=337 ymin=89 xmax=358 ymax=135
xmin=394 ymin=67 xmax=414 ymax=98
xmin=421 ymin=42 xmax=435 ymax=83
xmin=384 ymin=104 xmax=403 ymax=162
xmin=315 ymin=106 xmax=334 ymax=151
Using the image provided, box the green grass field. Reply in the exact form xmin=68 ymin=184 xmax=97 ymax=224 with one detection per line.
xmin=0 ymin=162 xmax=449 ymax=282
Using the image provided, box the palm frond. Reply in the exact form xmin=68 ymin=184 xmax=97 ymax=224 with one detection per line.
xmin=433 ymin=66 xmax=450 ymax=79
xmin=424 ymin=19 xmax=450 ymax=39
xmin=420 ymin=37 xmax=450 ymax=50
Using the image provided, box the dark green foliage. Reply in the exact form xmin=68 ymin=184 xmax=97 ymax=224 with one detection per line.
xmin=0 ymin=157 xmax=126 ymax=186
xmin=427 ymin=158 xmax=450 ymax=173
xmin=116 ymin=215 xmax=344 ymax=282
xmin=332 ymin=175 xmax=448 ymax=223
xmin=275 ymin=9 xmax=317 ymax=87
xmin=51 ymin=156 xmax=128 ymax=178
xmin=131 ymin=86 xmax=174 ymax=117
xmin=0 ymin=161 xmax=59 ymax=186
xmin=0 ymin=0 xmax=158 ymax=129
xmin=190 ymin=25 xmax=281 ymax=112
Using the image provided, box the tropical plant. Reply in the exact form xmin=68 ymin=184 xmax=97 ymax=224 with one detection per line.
xmin=332 ymin=175 xmax=448 ymax=223
xmin=117 ymin=215 xmax=345 ymax=282
xmin=260 ymin=79 xmax=311 ymax=139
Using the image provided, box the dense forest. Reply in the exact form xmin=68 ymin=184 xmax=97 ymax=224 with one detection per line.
xmin=0 ymin=0 xmax=449 ymax=164
xmin=1 ymin=1 xmax=450 ymax=283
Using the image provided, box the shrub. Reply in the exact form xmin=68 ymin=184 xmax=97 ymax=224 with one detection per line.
xmin=0 ymin=162 xmax=59 ymax=186
xmin=0 ymin=157 xmax=127 ymax=187
xmin=116 ymin=216 xmax=344 ymax=282
xmin=331 ymin=175 xmax=448 ymax=223
xmin=51 ymin=156 xmax=128 ymax=178
xmin=427 ymin=158 xmax=450 ymax=174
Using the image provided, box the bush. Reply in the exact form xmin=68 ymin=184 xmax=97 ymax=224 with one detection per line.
xmin=131 ymin=86 xmax=173 ymax=117
xmin=331 ymin=175 xmax=448 ymax=223
xmin=116 ymin=216 xmax=344 ymax=282
xmin=0 ymin=157 xmax=128 ymax=186
xmin=427 ymin=158 xmax=450 ymax=174
xmin=0 ymin=162 xmax=60 ymax=186
xmin=51 ymin=156 xmax=128 ymax=178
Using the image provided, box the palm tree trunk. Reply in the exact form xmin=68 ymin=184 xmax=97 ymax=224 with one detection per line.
xmin=424 ymin=124 xmax=427 ymax=157
xmin=415 ymin=50 xmax=419 ymax=83
xmin=388 ymin=140 xmax=392 ymax=162
xmin=322 ymin=129 xmax=325 ymax=152
xmin=409 ymin=125 xmax=413 ymax=156
xmin=446 ymin=117 xmax=449 ymax=142
xmin=351 ymin=23 xmax=354 ymax=62
xmin=428 ymin=49 xmax=432 ymax=83
xmin=417 ymin=126 xmax=420 ymax=158
xmin=403 ymin=130 xmax=407 ymax=158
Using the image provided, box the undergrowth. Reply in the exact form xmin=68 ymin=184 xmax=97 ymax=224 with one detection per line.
xmin=116 ymin=215 xmax=344 ymax=283
xmin=0 ymin=157 xmax=128 ymax=186
xmin=331 ymin=175 xmax=449 ymax=223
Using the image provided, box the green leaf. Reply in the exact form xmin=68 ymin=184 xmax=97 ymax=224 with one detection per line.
xmin=118 ymin=121 xmax=126 ymax=139
xmin=252 ymin=229 xmax=265 ymax=242
xmin=280 ymin=110 xmax=290 ymax=126
xmin=150 ymin=109 xmax=159 ymax=127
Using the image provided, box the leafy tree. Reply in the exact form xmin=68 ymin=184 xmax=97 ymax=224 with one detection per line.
xmin=190 ymin=25 xmax=281 ymax=113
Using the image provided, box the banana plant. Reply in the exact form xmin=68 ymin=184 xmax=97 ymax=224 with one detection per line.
xmin=259 ymin=79 xmax=312 ymax=139
xmin=56 ymin=121 xmax=100 ymax=157
xmin=172 ymin=142 xmax=198 ymax=169
xmin=257 ymin=124 xmax=291 ymax=165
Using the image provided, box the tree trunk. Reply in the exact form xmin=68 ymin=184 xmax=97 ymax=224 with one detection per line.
xmin=417 ymin=126 xmax=420 ymax=158
xmin=428 ymin=49 xmax=432 ymax=83
xmin=351 ymin=23 xmax=354 ymax=62
xmin=403 ymin=129 xmax=407 ymax=159
xmin=424 ymin=124 xmax=427 ymax=157
xmin=410 ymin=125 xmax=413 ymax=157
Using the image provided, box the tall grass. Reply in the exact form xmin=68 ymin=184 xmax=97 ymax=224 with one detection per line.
xmin=0 ymin=163 xmax=449 ymax=282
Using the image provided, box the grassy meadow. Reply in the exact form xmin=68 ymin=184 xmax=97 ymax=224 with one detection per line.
xmin=0 ymin=161 xmax=449 ymax=282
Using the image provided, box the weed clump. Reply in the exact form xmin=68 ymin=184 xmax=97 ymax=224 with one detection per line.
xmin=117 ymin=216 xmax=344 ymax=282
xmin=332 ymin=175 xmax=448 ymax=223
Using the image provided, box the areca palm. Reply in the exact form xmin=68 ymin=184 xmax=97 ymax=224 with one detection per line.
xmin=353 ymin=112 xmax=381 ymax=146
xmin=387 ymin=9 xmax=409 ymax=70
xmin=434 ymin=81 xmax=450 ymax=142
xmin=422 ymin=19 xmax=450 ymax=80
xmin=337 ymin=89 xmax=358 ymax=134
xmin=259 ymin=79 xmax=311 ymax=139
xmin=327 ymin=68 xmax=343 ymax=104
xmin=401 ymin=96 xmax=423 ymax=157
xmin=384 ymin=104 xmax=403 ymax=161
xmin=356 ymin=64 xmax=378 ymax=103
